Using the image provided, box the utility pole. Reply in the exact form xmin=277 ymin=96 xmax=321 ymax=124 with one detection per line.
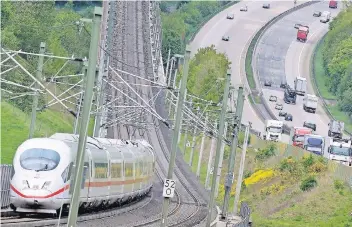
xmin=67 ymin=7 xmax=101 ymax=227
xmin=93 ymin=1 xmax=114 ymax=137
xmin=29 ymin=42 xmax=45 ymax=139
xmin=206 ymin=70 xmax=231 ymax=227
xmin=73 ymin=67 xmax=87 ymax=134
xmin=165 ymin=49 xmax=171 ymax=81
xmin=160 ymin=45 xmax=191 ymax=227
xmin=168 ymin=67 xmax=178 ymax=116
xmin=196 ymin=113 xmax=208 ymax=178
xmin=205 ymin=120 xmax=217 ymax=189
xmin=233 ymin=124 xmax=250 ymax=215
xmin=221 ymin=86 xmax=244 ymax=220
xmin=189 ymin=108 xmax=199 ymax=167
xmin=215 ymin=122 xmax=228 ymax=198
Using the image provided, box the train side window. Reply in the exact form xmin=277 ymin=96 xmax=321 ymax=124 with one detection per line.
xmin=94 ymin=162 xmax=108 ymax=179
xmin=111 ymin=163 xmax=122 ymax=178
xmin=61 ymin=162 xmax=73 ymax=183
xmin=124 ymin=162 xmax=133 ymax=178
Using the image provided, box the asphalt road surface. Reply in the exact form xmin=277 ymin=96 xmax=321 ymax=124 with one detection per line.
xmin=255 ymin=1 xmax=342 ymax=144
xmin=190 ymin=1 xmax=309 ymax=142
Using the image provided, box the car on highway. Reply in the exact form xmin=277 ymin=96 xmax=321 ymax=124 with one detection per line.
xmin=285 ymin=114 xmax=293 ymax=121
xmin=264 ymin=80 xmax=272 ymax=87
xmin=222 ymin=35 xmax=230 ymax=41
xmin=269 ymin=95 xmax=277 ymax=102
xmin=294 ymin=23 xmax=303 ymax=29
xmin=263 ymin=3 xmax=270 ymax=9
xmin=275 ymin=103 xmax=283 ymax=110
xmin=240 ymin=6 xmax=248 ymax=11
xmin=313 ymin=11 xmax=322 ymax=17
xmin=303 ymin=121 xmax=317 ymax=131
xmin=279 ymin=111 xmax=287 ymax=117
xmin=227 ymin=14 xmax=234 ymax=19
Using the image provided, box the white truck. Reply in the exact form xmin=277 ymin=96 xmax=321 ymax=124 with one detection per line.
xmin=263 ymin=120 xmax=284 ymax=142
xmin=320 ymin=11 xmax=331 ymax=23
xmin=327 ymin=138 xmax=351 ymax=166
xmin=303 ymin=94 xmax=318 ymax=113
xmin=294 ymin=76 xmax=307 ymax=95
xmin=303 ymin=134 xmax=325 ymax=156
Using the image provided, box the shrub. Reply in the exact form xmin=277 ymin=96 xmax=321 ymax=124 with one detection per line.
xmin=244 ymin=169 xmax=275 ymax=186
xmin=308 ymin=162 xmax=327 ymax=173
xmin=334 ymin=179 xmax=345 ymax=190
xmin=255 ymin=144 xmax=276 ymax=161
xmin=279 ymin=156 xmax=298 ymax=173
xmin=302 ymin=154 xmax=315 ymax=168
xmin=300 ymin=176 xmax=317 ymax=191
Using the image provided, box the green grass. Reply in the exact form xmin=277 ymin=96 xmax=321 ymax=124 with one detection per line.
xmin=1 ymin=101 xmax=95 ymax=164
xmin=313 ymin=38 xmax=352 ymax=134
xmin=245 ymin=41 xmax=256 ymax=89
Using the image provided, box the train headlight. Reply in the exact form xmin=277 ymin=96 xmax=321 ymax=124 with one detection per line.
xmin=42 ymin=181 xmax=51 ymax=189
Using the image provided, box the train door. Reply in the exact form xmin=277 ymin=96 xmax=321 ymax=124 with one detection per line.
xmin=106 ymin=149 xmax=111 ymax=201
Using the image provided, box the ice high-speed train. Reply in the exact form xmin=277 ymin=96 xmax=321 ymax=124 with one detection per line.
xmin=10 ymin=133 xmax=155 ymax=214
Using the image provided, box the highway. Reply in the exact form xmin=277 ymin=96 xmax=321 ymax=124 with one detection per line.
xmin=190 ymin=1 xmax=310 ymax=142
xmin=255 ymin=1 xmax=341 ymax=149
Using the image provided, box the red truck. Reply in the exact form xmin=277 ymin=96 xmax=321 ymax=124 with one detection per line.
xmin=329 ymin=0 xmax=337 ymax=8
xmin=297 ymin=26 xmax=309 ymax=43
xmin=292 ymin=127 xmax=313 ymax=148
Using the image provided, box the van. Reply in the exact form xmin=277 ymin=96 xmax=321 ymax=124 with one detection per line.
xmin=320 ymin=11 xmax=331 ymax=23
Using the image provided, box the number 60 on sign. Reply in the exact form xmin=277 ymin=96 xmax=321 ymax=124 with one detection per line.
xmin=163 ymin=179 xmax=176 ymax=198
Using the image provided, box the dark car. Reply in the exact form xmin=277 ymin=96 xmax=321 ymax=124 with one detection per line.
xmin=279 ymin=111 xmax=287 ymax=117
xmin=285 ymin=114 xmax=293 ymax=121
xmin=264 ymin=80 xmax=272 ymax=87
xmin=294 ymin=23 xmax=303 ymax=29
xmin=227 ymin=14 xmax=234 ymax=19
xmin=222 ymin=36 xmax=230 ymax=41
xmin=313 ymin=11 xmax=321 ymax=17
xmin=280 ymin=83 xmax=287 ymax=89
xmin=303 ymin=121 xmax=316 ymax=131
xmin=263 ymin=3 xmax=270 ymax=9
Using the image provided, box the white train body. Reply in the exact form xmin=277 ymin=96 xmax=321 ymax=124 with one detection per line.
xmin=10 ymin=133 xmax=155 ymax=214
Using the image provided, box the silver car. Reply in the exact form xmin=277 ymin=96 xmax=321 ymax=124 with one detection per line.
xmin=275 ymin=103 xmax=283 ymax=110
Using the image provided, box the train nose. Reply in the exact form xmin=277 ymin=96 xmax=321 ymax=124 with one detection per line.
xmin=34 ymin=200 xmax=39 ymax=205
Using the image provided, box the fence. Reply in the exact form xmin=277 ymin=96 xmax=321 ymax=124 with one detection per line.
xmin=1 ymin=165 xmax=13 ymax=209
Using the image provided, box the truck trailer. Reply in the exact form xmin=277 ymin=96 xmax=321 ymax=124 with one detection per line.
xmin=294 ymin=76 xmax=307 ymax=95
xmin=297 ymin=26 xmax=309 ymax=42
xmin=328 ymin=120 xmax=344 ymax=138
xmin=329 ymin=0 xmax=337 ymax=8
xmin=303 ymin=94 xmax=318 ymax=113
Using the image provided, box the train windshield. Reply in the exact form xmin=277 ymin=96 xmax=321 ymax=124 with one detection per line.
xmin=20 ymin=148 xmax=60 ymax=171
xmin=330 ymin=146 xmax=351 ymax=156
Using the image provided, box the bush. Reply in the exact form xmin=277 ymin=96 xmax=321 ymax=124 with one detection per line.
xmin=255 ymin=144 xmax=276 ymax=161
xmin=334 ymin=179 xmax=345 ymax=190
xmin=308 ymin=162 xmax=327 ymax=173
xmin=302 ymin=154 xmax=315 ymax=169
xmin=300 ymin=176 xmax=318 ymax=191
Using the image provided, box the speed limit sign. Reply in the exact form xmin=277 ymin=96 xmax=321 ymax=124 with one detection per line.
xmin=163 ymin=179 xmax=176 ymax=198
